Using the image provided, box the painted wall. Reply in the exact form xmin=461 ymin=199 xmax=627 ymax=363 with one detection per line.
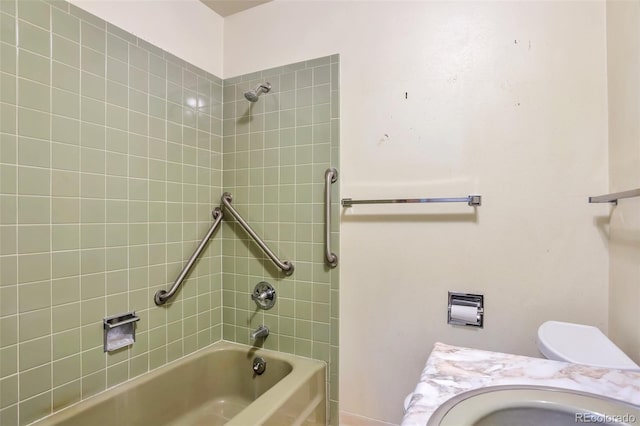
xmin=68 ymin=0 xmax=224 ymax=77
xmin=0 ymin=1 xmax=223 ymax=424
xmin=225 ymin=2 xmax=609 ymax=424
xmin=606 ymin=0 xmax=640 ymax=363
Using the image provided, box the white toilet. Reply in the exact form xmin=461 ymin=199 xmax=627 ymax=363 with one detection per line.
xmin=537 ymin=320 xmax=640 ymax=371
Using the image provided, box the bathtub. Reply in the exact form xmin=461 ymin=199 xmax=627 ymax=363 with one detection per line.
xmin=32 ymin=341 xmax=326 ymax=426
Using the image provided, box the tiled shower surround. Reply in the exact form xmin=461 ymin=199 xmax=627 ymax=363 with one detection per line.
xmin=221 ymin=56 xmax=340 ymax=422
xmin=0 ymin=0 xmax=224 ymax=424
xmin=0 ymin=0 xmax=339 ymax=425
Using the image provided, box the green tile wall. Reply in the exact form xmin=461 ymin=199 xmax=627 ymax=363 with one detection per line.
xmin=221 ymin=56 xmax=340 ymax=424
xmin=1 ymin=2 xmax=341 ymax=425
xmin=0 ymin=1 xmax=223 ymax=424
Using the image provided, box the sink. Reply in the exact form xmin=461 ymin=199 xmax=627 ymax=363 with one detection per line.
xmin=427 ymin=385 xmax=640 ymax=426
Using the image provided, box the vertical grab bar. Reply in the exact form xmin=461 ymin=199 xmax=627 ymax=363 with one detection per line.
xmin=154 ymin=207 xmax=224 ymax=305
xmin=325 ymin=168 xmax=338 ymax=268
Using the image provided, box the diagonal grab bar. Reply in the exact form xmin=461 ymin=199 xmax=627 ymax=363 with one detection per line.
xmin=154 ymin=207 xmax=224 ymax=305
xmin=221 ymin=192 xmax=294 ymax=276
xmin=325 ymin=168 xmax=338 ymax=268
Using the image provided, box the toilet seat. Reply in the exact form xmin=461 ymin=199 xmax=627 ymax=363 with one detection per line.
xmin=537 ymin=321 xmax=639 ymax=371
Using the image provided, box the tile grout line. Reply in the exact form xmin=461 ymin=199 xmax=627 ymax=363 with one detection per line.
xmin=13 ymin=1 xmax=20 ymax=422
xmin=48 ymin=0 xmax=54 ymax=416
xmin=100 ymin=16 xmax=107 ymax=391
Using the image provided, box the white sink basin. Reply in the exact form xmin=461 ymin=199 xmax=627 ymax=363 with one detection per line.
xmin=427 ymin=385 xmax=640 ymax=426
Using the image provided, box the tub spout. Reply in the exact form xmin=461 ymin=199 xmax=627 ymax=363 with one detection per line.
xmin=251 ymin=325 xmax=269 ymax=340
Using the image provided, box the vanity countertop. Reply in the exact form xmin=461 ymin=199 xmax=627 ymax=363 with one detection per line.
xmin=401 ymin=342 xmax=640 ymax=426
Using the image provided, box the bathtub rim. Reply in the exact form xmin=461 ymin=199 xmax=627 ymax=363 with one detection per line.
xmin=30 ymin=340 xmax=326 ymax=426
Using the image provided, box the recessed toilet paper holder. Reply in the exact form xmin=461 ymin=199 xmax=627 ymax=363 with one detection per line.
xmin=448 ymin=292 xmax=484 ymax=327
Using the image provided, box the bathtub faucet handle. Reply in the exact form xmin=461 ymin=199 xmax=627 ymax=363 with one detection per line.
xmin=252 ymin=290 xmax=271 ymax=303
xmin=251 ymin=325 xmax=269 ymax=340
xmin=251 ymin=282 xmax=276 ymax=310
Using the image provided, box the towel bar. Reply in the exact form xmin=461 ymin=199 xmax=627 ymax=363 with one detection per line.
xmin=589 ymin=188 xmax=640 ymax=205
xmin=341 ymin=195 xmax=481 ymax=208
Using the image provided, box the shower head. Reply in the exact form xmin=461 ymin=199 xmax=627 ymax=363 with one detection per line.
xmin=244 ymin=82 xmax=271 ymax=102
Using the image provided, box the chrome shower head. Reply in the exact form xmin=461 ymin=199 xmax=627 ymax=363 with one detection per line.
xmin=244 ymin=82 xmax=271 ymax=102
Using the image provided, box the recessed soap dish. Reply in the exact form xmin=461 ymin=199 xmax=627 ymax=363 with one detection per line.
xmin=103 ymin=311 xmax=140 ymax=352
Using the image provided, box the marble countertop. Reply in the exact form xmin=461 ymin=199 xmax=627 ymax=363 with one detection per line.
xmin=401 ymin=342 xmax=640 ymax=426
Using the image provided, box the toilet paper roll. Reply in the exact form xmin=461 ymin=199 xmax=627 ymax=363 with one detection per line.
xmin=450 ymin=304 xmax=479 ymax=324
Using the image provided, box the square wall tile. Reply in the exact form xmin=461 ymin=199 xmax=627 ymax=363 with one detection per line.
xmin=2 ymin=2 xmax=226 ymax=423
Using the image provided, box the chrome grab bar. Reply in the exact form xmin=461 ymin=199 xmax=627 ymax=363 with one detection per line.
xmin=341 ymin=195 xmax=482 ymax=207
xmin=154 ymin=208 xmax=224 ymax=305
xmin=325 ymin=168 xmax=338 ymax=268
xmin=221 ymin=192 xmax=294 ymax=276
xmin=589 ymin=188 xmax=640 ymax=205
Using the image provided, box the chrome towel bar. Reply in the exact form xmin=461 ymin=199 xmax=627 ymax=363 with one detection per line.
xmin=324 ymin=168 xmax=338 ymax=268
xmin=341 ymin=195 xmax=482 ymax=208
xmin=221 ymin=192 xmax=294 ymax=276
xmin=589 ymin=188 xmax=640 ymax=205
xmin=154 ymin=207 xmax=224 ymax=305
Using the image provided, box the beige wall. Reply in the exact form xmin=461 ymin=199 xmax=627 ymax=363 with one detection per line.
xmin=606 ymin=0 xmax=640 ymax=363
xmin=225 ymin=1 xmax=609 ymax=424
xmin=68 ymin=0 xmax=224 ymax=76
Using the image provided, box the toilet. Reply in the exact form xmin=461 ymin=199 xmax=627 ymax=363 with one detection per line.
xmin=537 ymin=320 xmax=640 ymax=371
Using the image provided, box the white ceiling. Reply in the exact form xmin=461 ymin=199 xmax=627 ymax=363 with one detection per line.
xmin=200 ymin=0 xmax=272 ymax=17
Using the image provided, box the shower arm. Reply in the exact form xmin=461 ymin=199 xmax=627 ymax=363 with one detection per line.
xmin=221 ymin=192 xmax=294 ymax=276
